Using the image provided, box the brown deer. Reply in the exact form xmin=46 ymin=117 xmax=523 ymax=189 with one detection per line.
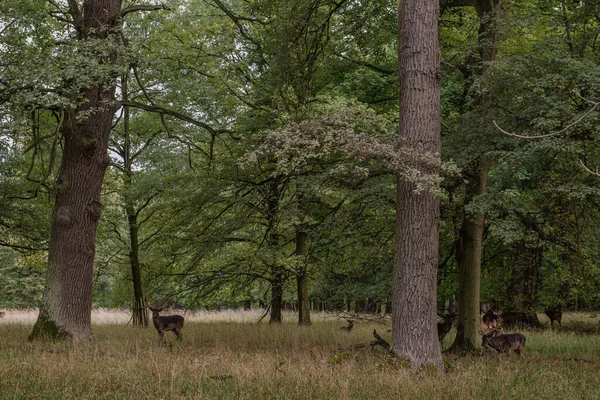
xmin=544 ymin=306 xmax=562 ymax=329
xmin=339 ymin=319 xmax=354 ymax=332
xmin=145 ymin=296 xmax=184 ymax=344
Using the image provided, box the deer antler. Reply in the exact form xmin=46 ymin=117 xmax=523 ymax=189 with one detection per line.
xmin=161 ymin=296 xmax=171 ymax=310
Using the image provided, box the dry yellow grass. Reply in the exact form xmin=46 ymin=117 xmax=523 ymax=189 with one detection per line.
xmin=1 ymin=310 xmax=600 ymax=399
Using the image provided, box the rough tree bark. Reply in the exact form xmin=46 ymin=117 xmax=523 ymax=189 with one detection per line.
xmin=29 ymin=0 xmax=123 ymax=341
xmin=393 ymin=0 xmax=443 ymax=370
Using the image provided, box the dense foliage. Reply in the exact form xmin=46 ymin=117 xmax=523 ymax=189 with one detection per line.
xmin=1 ymin=0 xmax=600 ymax=316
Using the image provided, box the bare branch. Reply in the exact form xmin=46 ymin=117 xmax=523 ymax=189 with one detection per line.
xmin=122 ymin=100 xmax=231 ymax=136
xmin=579 ymin=160 xmax=600 ymax=177
xmin=493 ymin=100 xmax=600 ymax=140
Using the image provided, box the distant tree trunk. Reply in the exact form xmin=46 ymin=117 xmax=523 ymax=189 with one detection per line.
xmin=508 ymin=242 xmax=543 ymax=326
xmin=122 ymin=73 xmax=148 ymax=327
xmin=296 ymin=229 xmax=311 ymax=325
xmin=270 ymin=269 xmax=284 ymax=323
xmin=267 ymin=178 xmax=284 ymax=323
xmin=451 ymin=158 xmax=491 ymax=351
xmin=29 ymin=0 xmax=123 ymax=341
xmin=295 ymin=182 xmax=311 ymax=326
xmin=393 ymin=0 xmax=443 ymax=370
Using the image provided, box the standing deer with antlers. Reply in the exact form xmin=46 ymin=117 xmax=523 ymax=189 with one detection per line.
xmin=145 ymin=296 xmax=185 ymax=344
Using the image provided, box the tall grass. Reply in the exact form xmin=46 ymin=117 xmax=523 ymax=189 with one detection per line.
xmin=1 ymin=310 xmax=600 ymax=399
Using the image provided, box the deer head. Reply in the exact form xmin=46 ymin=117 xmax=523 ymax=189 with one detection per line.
xmin=144 ymin=295 xmax=185 ymax=344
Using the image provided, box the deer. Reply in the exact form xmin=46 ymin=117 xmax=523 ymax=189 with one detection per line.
xmin=481 ymin=309 xmax=501 ymax=330
xmin=339 ymin=319 xmax=354 ymax=332
xmin=437 ymin=305 xmax=457 ymax=346
xmin=437 ymin=312 xmax=455 ymax=345
xmin=479 ymin=320 xmax=526 ymax=360
xmin=145 ymin=295 xmax=185 ymax=344
xmin=544 ymin=306 xmax=562 ymax=329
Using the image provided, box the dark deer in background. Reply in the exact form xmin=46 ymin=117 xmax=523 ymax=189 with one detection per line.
xmin=544 ymin=306 xmax=562 ymax=329
xmin=437 ymin=308 xmax=457 ymax=345
xmin=145 ymin=296 xmax=184 ymax=344
xmin=339 ymin=319 xmax=354 ymax=332
xmin=481 ymin=309 xmax=501 ymax=329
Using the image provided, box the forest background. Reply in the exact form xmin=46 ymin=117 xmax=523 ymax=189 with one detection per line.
xmin=1 ymin=0 xmax=600 ymax=334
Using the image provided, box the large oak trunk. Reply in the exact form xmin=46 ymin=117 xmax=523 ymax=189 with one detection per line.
xmin=29 ymin=0 xmax=122 ymax=341
xmin=393 ymin=0 xmax=443 ymax=369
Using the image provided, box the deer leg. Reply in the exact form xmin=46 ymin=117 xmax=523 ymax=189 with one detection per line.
xmin=174 ymin=329 xmax=182 ymax=341
xmin=158 ymin=331 xmax=165 ymax=345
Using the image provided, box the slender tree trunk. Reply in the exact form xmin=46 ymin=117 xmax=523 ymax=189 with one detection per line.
xmin=125 ymin=162 xmax=147 ymax=327
xmin=451 ymin=158 xmax=491 ymax=351
xmin=393 ymin=0 xmax=443 ymax=370
xmin=29 ymin=0 xmax=123 ymax=341
xmin=296 ymin=229 xmax=311 ymax=326
xmin=122 ymin=72 xmax=148 ymax=327
xmin=295 ymin=184 xmax=311 ymax=326
xmin=267 ymin=178 xmax=284 ymax=323
xmin=270 ymin=269 xmax=284 ymax=323
xmin=449 ymin=0 xmax=500 ymax=352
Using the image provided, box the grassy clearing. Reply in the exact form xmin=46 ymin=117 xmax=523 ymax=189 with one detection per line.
xmin=1 ymin=311 xmax=600 ymax=399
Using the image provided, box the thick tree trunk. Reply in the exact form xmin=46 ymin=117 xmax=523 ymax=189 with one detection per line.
xmin=451 ymin=158 xmax=491 ymax=351
xmin=29 ymin=0 xmax=123 ymax=341
xmin=393 ymin=0 xmax=443 ymax=370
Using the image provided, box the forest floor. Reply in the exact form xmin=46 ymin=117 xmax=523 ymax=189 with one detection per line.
xmin=1 ymin=310 xmax=600 ymax=399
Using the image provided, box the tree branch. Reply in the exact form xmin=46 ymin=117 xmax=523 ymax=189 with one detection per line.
xmin=122 ymin=101 xmax=230 ymax=136
xmin=493 ymin=100 xmax=600 ymax=140
xmin=579 ymin=160 xmax=600 ymax=177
